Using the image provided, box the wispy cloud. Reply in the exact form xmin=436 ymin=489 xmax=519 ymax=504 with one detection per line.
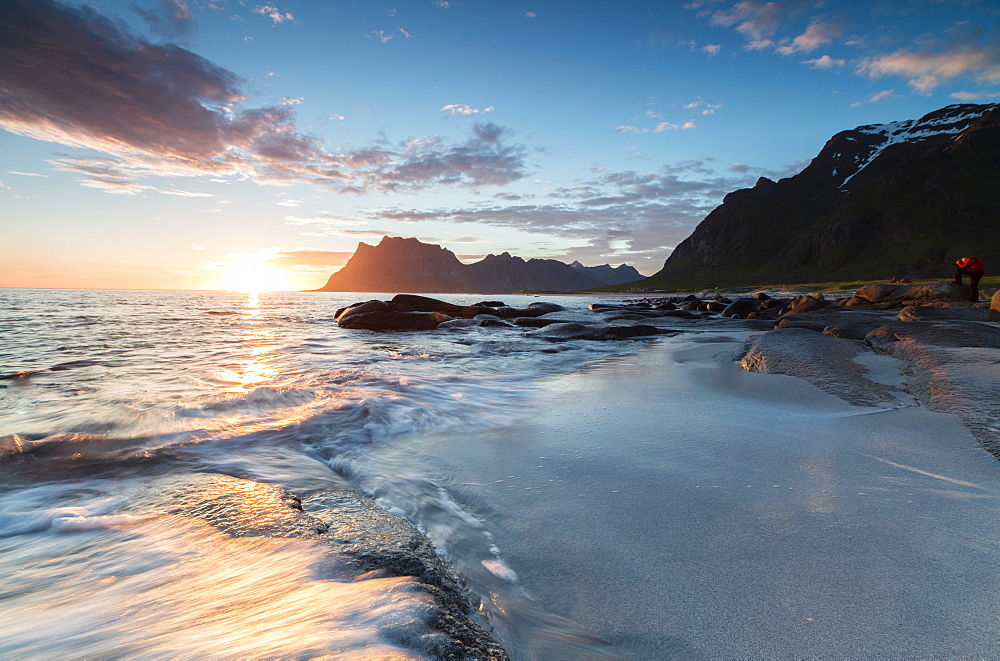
xmin=655 ymin=121 xmax=697 ymax=131
xmin=133 ymin=0 xmax=195 ymax=38
xmin=803 ymin=54 xmax=845 ymax=69
xmin=710 ymin=1 xmax=784 ymax=42
xmin=0 ymin=0 xmax=527 ymax=195
xmin=950 ymin=90 xmax=1000 ymax=101
xmin=368 ymin=28 xmax=413 ymax=43
xmin=355 ymin=164 xmax=761 ymax=272
xmin=6 ymin=170 xmax=48 ymax=177
xmin=253 ymin=3 xmax=294 ymax=24
xmin=850 ymin=89 xmax=897 ymax=107
xmin=856 ymin=42 xmax=1000 ymax=94
xmin=442 ymin=103 xmax=496 ymax=117
xmin=776 ymin=18 xmax=842 ymax=55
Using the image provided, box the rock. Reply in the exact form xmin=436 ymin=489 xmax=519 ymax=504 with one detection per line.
xmin=478 ymin=318 xmax=513 ymax=327
xmin=898 ymin=305 xmax=992 ymax=322
xmin=591 ymin=325 xmax=665 ymax=340
xmin=129 ymin=473 xmax=508 ymax=660
xmin=527 ymin=322 xmax=666 ymax=342
xmin=852 ymin=281 xmax=966 ymax=309
xmin=784 ymin=296 xmax=830 ymax=315
xmin=391 ymin=294 xmax=492 ymax=319
xmin=863 ymin=321 xmax=1000 ymax=457
xmin=720 ymin=298 xmax=758 ymax=318
xmin=474 ymin=300 xmax=506 ymax=307
xmin=865 ymin=321 xmax=1000 ymax=350
xmin=704 ymin=301 xmax=728 ymax=312
xmin=737 ymin=328 xmax=897 ymax=406
xmin=992 ymin=290 xmax=1000 ymax=322
xmin=510 ymin=317 xmax=577 ymax=327
xmin=339 ymin=310 xmax=449 ymax=331
xmin=524 ymin=302 xmax=565 ymax=314
xmin=335 ymin=299 xmax=413 ymax=321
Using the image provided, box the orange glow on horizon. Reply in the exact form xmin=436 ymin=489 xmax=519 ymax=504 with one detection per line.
xmin=215 ymin=262 xmax=295 ymax=293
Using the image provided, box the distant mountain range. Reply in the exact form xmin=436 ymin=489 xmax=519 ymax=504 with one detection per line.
xmin=639 ymin=102 xmax=1000 ymax=289
xmin=310 ymin=236 xmax=643 ymax=293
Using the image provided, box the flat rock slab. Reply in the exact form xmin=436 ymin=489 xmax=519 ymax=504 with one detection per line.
xmin=898 ymin=306 xmax=991 ymax=322
xmin=737 ymin=327 xmax=898 ymax=406
xmin=863 ymin=321 xmax=1000 ymax=456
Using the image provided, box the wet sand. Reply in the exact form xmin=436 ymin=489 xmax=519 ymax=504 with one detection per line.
xmin=396 ymin=332 xmax=1000 ymax=658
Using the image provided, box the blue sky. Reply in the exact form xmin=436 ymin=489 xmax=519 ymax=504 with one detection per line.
xmin=2 ymin=0 xmax=999 ymax=290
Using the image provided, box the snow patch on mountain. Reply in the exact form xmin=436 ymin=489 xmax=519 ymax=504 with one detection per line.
xmin=840 ymin=106 xmax=992 ymax=188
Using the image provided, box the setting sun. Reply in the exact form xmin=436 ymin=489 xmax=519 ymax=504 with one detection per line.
xmin=217 ymin=262 xmax=294 ymax=293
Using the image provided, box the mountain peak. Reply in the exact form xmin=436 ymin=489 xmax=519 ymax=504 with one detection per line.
xmin=311 ymin=237 xmax=641 ymax=293
xmin=642 ymin=102 xmax=1000 ymax=289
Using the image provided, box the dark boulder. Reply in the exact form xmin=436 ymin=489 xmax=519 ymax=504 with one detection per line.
xmin=339 ymin=310 xmax=449 ymax=331
xmin=391 ymin=294 xmax=493 ymax=319
xmin=721 ymin=298 xmax=758 ymax=318
xmin=335 ymin=299 xmax=414 ymax=321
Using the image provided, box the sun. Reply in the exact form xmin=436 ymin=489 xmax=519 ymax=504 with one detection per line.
xmin=217 ymin=262 xmax=294 ymax=293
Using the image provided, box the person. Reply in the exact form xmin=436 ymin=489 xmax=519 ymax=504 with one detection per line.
xmin=954 ymin=255 xmax=985 ymax=302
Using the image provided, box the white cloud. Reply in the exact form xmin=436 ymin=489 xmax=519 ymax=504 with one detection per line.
xmin=432 ymin=0 xmax=450 ymax=8
xmin=850 ymin=89 xmax=897 ymax=106
xmin=950 ymin=90 xmax=1000 ymax=101
xmin=253 ymin=3 xmax=293 ymax=24
xmin=6 ymin=170 xmax=48 ymax=177
xmin=803 ymin=54 xmax=845 ymax=69
xmin=702 ymin=44 xmax=722 ymax=56
xmin=654 ymin=121 xmax=697 ymax=132
xmin=856 ymin=44 xmax=1000 ymax=94
xmin=776 ymin=19 xmax=842 ymax=55
xmin=441 ymin=103 xmax=496 ymax=116
xmin=710 ymin=1 xmax=784 ymax=41
xmin=614 ymin=125 xmax=648 ymax=133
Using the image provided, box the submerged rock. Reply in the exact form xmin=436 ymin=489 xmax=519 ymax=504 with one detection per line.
xmin=130 ymin=473 xmax=509 ymax=660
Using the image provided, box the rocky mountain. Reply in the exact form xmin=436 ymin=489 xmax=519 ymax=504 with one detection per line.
xmin=310 ymin=236 xmax=641 ymax=293
xmin=641 ymin=103 xmax=1000 ymax=289
xmin=569 ymin=260 xmax=643 ymax=286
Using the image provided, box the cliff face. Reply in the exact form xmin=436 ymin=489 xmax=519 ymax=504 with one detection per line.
xmin=642 ymin=103 xmax=1000 ymax=289
xmin=312 ymin=236 xmax=641 ymax=293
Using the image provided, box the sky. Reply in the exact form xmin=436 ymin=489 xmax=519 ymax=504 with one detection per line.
xmin=2 ymin=0 xmax=999 ymax=291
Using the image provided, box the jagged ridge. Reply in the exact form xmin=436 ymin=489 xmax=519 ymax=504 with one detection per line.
xmin=311 ymin=236 xmax=641 ymax=293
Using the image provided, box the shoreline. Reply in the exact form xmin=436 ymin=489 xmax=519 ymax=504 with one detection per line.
xmin=374 ymin=317 xmax=1000 ymax=657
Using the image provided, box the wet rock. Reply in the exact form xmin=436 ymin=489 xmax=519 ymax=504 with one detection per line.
xmin=863 ymin=322 xmax=1000 ymax=457
xmin=130 ymin=473 xmax=508 ymax=660
xmin=509 ymin=317 xmax=577 ymax=328
xmin=524 ymin=302 xmax=566 ymax=315
xmin=897 ymin=305 xmax=992 ymax=322
xmin=339 ymin=310 xmax=449 ymax=331
xmin=992 ymin=290 xmax=1000 ymax=322
xmin=474 ymin=300 xmax=506 ymax=308
xmin=738 ymin=328 xmax=897 ymax=406
xmin=391 ymin=294 xmax=492 ymax=319
xmin=335 ymin=299 xmax=414 ymax=321
xmin=784 ymin=295 xmax=831 ymax=315
xmin=851 ymin=281 xmax=966 ymax=309
xmin=721 ymin=298 xmax=758 ymax=318
xmin=527 ymin=322 xmax=667 ymax=342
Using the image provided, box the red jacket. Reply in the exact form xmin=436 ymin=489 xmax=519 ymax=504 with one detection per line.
xmin=956 ymin=256 xmax=985 ymax=273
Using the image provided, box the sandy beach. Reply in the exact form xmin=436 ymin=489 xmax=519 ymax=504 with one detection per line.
xmin=378 ymin=328 xmax=1000 ymax=658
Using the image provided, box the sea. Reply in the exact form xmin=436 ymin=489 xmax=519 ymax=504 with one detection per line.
xmin=0 ymin=288 xmax=646 ymax=658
